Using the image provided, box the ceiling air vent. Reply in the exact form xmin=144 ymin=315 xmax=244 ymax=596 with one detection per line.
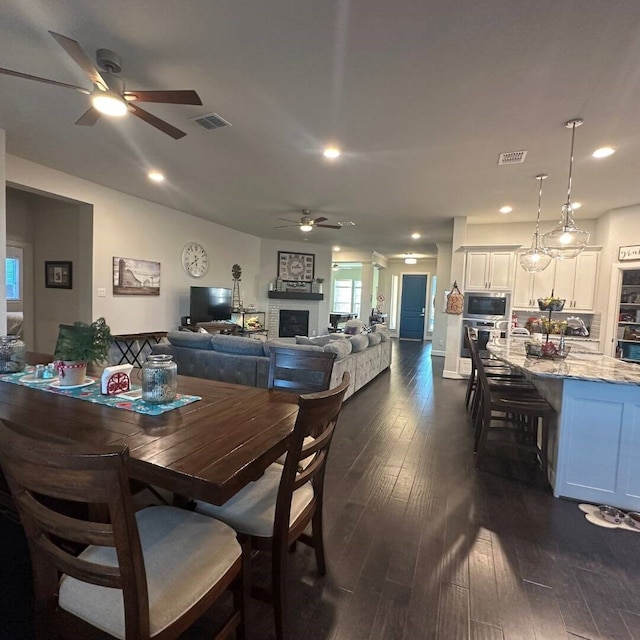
xmin=191 ymin=112 xmax=231 ymax=131
xmin=498 ymin=150 xmax=527 ymax=165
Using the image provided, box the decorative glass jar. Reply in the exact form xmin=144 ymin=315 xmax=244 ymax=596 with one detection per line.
xmin=0 ymin=336 xmax=26 ymax=373
xmin=141 ymin=354 xmax=177 ymax=404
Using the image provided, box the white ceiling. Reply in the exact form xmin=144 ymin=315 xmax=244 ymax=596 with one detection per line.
xmin=2 ymin=0 xmax=640 ymax=258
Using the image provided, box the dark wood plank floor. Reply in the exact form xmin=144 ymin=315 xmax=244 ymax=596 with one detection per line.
xmin=3 ymin=339 xmax=640 ymax=639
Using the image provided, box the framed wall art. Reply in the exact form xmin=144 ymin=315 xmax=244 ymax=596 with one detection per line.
xmin=277 ymin=251 xmax=315 ymax=281
xmin=112 ymin=257 xmax=160 ymax=296
xmin=619 ymin=245 xmax=640 ymax=261
xmin=45 ymin=261 xmax=73 ymax=289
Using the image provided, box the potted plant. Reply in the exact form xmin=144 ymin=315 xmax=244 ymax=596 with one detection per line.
xmin=54 ymin=317 xmax=112 ymax=386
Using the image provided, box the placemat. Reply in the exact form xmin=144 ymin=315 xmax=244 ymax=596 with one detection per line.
xmin=0 ymin=367 xmax=201 ymax=416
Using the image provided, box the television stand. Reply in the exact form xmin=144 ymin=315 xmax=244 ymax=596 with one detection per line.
xmin=180 ymin=321 xmax=240 ymax=335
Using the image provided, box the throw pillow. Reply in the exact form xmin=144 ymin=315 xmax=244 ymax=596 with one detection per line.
xmin=345 ymin=319 xmax=367 ymax=334
xmin=167 ymin=331 xmax=214 ymax=350
xmin=367 ymin=332 xmax=382 ymax=346
xmin=348 ymin=334 xmax=369 ymax=352
xmin=295 ymin=335 xmax=313 ymax=345
xmin=344 ymin=325 xmax=358 ymax=335
xmin=323 ymin=339 xmax=352 ymax=359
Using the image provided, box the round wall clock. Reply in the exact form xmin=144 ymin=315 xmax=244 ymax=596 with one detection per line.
xmin=181 ymin=242 xmax=209 ymax=278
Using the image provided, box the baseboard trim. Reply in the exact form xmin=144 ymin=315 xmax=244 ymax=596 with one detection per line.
xmin=443 ymin=369 xmax=464 ymax=379
xmin=431 ymin=350 xmax=445 ymax=357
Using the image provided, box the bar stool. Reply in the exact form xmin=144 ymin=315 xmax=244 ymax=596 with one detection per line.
xmin=474 ymin=353 xmax=554 ymax=484
xmin=463 ymin=327 xmax=521 ymax=411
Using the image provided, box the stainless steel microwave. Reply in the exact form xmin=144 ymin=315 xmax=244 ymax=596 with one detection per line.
xmin=462 ymin=291 xmax=511 ymax=320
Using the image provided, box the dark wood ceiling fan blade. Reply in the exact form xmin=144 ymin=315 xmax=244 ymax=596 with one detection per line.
xmin=277 ymin=217 xmax=299 ymax=223
xmin=0 ymin=67 xmax=90 ymax=93
xmin=123 ymin=89 xmax=202 ymax=105
xmin=273 ymin=224 xmax=298 ymax=228
xmin=312 ymin=216 xmax=328 ymax=224
xmin=128 ymin=103 xmax=186 ymax=139
xmin=49 ymin=31 xmax=108 ymax=91
xmin=315 ymin=224 xmax=342 ymax=229
xmin=75 ymin=107 xmax=101 ymax=126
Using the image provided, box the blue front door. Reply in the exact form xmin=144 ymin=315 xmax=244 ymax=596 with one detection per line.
xmin=399 ymin=274 xmax=428 ymax=340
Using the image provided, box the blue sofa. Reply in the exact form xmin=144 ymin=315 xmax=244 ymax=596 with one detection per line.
xmin=151 ymin=328 xmax=391 ymax=400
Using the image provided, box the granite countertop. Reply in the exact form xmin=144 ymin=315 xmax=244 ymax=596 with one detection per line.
xmin=487 ymin=339 xmax=640 ymax=386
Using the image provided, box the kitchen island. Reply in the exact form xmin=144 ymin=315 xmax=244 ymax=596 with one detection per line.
xmin=488 ymin=339 xmax=640 ymax=510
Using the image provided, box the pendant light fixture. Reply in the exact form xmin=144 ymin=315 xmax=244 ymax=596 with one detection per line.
xmin=541 ymin=118 xmax=590 ymax=259
xmin=519 ymin=174 xmax=552 ymax=272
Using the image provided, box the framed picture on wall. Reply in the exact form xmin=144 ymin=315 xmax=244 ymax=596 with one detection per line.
xmin=45 ymin=261 xmax=73 ymax=289
xmin=112 ymin=256 xmax=161 ymax=296
xmin=277 ymin=251 xmax=315 ymax=281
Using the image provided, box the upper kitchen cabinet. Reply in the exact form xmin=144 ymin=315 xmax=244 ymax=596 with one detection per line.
xmin=554 ymin=249 xmax=600 ymax=310
xmin=513 ymin=256 xmax=556 ymax=308
xmin=512 ymin=248 xmax=601 ymax=311
xmin=464 ymin=249 xmax=516 ymax=291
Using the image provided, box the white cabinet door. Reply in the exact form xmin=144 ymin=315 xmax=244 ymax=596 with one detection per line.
xmin=513 ymin=259 xmax=534 ymax=307
xmin=552 ymin=250 xmax=600 ymax=310
xmin=488 ymin=252 xmax=514 ymax=290
xmin=573 ymin=251 xmax=599 ymax=310
xmin=531 ymin=263 xmax=557 ymax=306
xmin=553 ymin=259 xmax=576 ymax=305
xmin=465 ymin=252 xmax=490 ymax=290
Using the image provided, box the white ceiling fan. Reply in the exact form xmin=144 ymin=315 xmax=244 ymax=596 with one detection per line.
xmin=274 ymin=209 xmax=342 ymax=232
xmin=0 ymin=31 xmax=202 ymax=139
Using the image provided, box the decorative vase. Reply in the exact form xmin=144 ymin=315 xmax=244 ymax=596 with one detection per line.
xmin=56 ymin=361 xmax=87 ymax=386
xmin=0 ymin=336 xmax=26 ymax=373
xmin=142 ymin=354 xmax=177 ymax=404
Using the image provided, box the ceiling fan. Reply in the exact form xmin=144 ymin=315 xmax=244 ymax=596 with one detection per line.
xmin=275 ymin=209 xmax=342 ymax=232
xmin=0 ymin=31 xmax=202 ymax=139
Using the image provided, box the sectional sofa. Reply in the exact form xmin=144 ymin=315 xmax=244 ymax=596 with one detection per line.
xmin=151 ymin=327 xmax=392 ymax=400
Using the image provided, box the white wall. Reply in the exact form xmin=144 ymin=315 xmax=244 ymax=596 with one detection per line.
xmin=433 ymin=242 xmax=452 ymax=356
xmin=7 ymin=155 xmax=262 ymax=340
xmin=465 ymin=219 xmax=598 ymax=246
xmin=258 ymin=238 xmax=331 ymax=336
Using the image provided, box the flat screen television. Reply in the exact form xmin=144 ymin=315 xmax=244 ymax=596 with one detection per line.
xmin=189 ymin=287 xmax=232 ymax=323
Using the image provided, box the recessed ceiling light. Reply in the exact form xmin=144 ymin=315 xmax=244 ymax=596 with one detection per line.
xmin=333 ymin=246 xmax=341 ymax=252
xmin=592 ymin=146 xmax=615 ymax=159
xmin=411 ymin=232 xmax=421 ymax=239
xmin=499 ymin=206 xmax=513 ymax=214
xmin=148 ymin=171 xmax=165 ymax=183
xmin=571 ymin=202 xmax=582 ymax=210
xmin=323 ymin=146 xmax=341 ymax=159
xmin=405 ymin=258 xmax=417 ymax=265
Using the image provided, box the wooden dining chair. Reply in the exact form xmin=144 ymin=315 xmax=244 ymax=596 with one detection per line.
xmin=195 ymin=372 xmax=351 ymax=640
xmin=268 ymin=346 xmax=336 ymax=394
xmin=0 ymin=420 xmax=248 ymax=640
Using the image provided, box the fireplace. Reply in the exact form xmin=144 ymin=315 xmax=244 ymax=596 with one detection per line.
xmin=279 ymin=310 xmax=309 ymax=338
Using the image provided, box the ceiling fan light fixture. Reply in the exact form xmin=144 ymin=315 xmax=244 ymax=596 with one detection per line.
xmin=542 ymin=119 xmax=590 ymax=259
xmin=519 ymin=174 xmax=552 ymax=273
xmin=91 ymin=90 xmax=127 ymax=117
xmin=323 ymin=146 xmax=341 ymax=159
xmin=299 ymin=223 xmax=313 ymax=232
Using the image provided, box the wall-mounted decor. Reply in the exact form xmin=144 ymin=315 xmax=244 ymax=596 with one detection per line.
xmin=113 ymin=257 xmax=160 ymax=296
xmin=45 ymin=261 xmax=72 ymax=289
xmin=277 ymin=251 xmax=315 ymax=282
xmin=619 ymin=245 xmax=640 ymax=261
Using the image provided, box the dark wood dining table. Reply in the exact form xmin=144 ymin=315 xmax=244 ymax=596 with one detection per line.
xmin=0 ymin=353 xmax=300 ymax=506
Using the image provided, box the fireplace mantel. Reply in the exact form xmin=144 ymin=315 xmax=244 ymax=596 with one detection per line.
xmin=267 ymin=292 xmax=323 ymax=300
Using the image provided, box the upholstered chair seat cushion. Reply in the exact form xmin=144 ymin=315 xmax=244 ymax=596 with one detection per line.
xmin=58 ymin=506 xmax=241 ymax=640
xmin=195 ymin=463 xmax=314 ymax=538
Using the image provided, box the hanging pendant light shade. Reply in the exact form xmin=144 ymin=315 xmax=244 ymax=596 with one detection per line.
xmin=519 ymin=174 xmax=552 ymax=272
xmin=541 ymin=118 xmax=590 ymax=259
